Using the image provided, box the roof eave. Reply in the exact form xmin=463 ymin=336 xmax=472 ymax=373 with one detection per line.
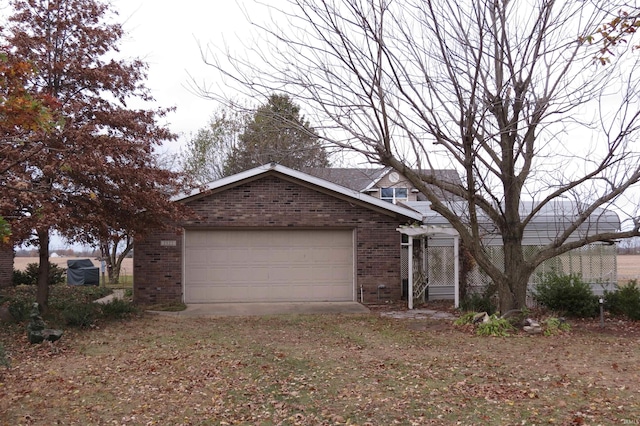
xmin=174 ymin=163 xmax=424 ymax=221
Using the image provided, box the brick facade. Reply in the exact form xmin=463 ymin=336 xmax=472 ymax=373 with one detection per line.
xmin=134 ymin=174 xmax=414 ymax=305
xmin=0 ymin=244 xmax=14 ymax=288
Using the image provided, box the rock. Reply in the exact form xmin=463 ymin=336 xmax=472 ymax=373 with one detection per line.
xmin=522 ymin=318 xmax=542 ymax=334
xmin=472 ymin=312 xmax=490 ymax=324
xmin=523 ymin=325 xmax=543 ymax=334
xmin=26 ymin=303 xmax=63 ymax=344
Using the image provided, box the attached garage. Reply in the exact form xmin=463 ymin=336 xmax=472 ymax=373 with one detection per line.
xmin=183 ymin=229 xmax=354 ymax=303
xmin=133 ymin=164 xmax=423 ymax=306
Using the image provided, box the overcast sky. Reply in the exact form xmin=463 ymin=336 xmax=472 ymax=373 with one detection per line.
xmin=112 ymin=0 xmax=254 ymax=153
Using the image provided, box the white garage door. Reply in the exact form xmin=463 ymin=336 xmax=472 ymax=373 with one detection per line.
xmin=184 ymin=229 xmax=354 ymax=303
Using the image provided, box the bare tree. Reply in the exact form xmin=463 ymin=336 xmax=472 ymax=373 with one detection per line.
xmin=180 ymin=104 xmax=248 ymax=184
xmin=201 ymin=0 xmax=640 ymax=312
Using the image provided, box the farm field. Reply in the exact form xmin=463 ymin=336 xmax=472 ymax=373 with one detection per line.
xmin=618 ymin=254 xmax=640 ymax=283
xmin=13 ymin=255 xmax=640 ymax=284
xmin=13 ymin=256 xmax=134 ymax=277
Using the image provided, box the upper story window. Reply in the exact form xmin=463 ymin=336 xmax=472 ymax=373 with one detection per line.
xmin=381 ymin=187 xmax=408 ymax=204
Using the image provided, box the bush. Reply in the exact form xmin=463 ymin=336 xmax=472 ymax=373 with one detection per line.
xmin=5 ymin=288 xmax=34 ymax=322
xmin=12 ymin=269 xmax=32 ymax=286
xmin=543 ymin=317 xmax=571 ymax=336
xmin=533 ymin=271 xmax=598 ymax=318
xmin=12 ymin=262 xmax=66 ymax=286
xmin=0 ymin=284 xmax=112 ymax=326
xmin=60 ymin=302 xmax=98 ymax=327
xmin=605 ymin=280 xmax=640 ymax=321
xmin=476 ymin=314 xmax=514 ymax=337
xmin=459 ymin=291 xmax=496 ymax=315
xmin=100 ymin=298 xmax=137 ymax=319
xmin=454 ymin=311 xmax=477 ymax=326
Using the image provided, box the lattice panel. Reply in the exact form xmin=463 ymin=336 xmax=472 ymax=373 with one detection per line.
xmin=467 ymin=244 xmax=618 ymax=298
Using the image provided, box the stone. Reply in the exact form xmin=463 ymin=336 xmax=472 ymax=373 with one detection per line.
xmin=523 ymin=325 xmax=543 ymax=334
xmin=26 ymin=303 xmax=63 ymax=344
xmin=472 ymin=312 xmax=490 ymax=324
xmin=523 ymin=318 xmax=542 ymax=334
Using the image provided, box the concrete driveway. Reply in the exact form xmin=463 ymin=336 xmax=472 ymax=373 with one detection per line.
xmin=148 ymin=302 xmax=370 ymax=318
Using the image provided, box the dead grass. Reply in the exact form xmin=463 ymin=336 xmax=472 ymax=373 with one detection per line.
xmin=1 ymin=312 xmax=639 ymax=425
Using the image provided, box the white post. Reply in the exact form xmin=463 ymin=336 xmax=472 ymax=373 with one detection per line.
xmin=408 ymin=235 xmax=414 ymax=310
xmin=454 ymin=235 xmax=460 ymax=308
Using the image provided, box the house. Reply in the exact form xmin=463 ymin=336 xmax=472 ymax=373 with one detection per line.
xmin=133 ymin=163 xmax=620 ymax=307
xmin=133 ymin=163 xmax=457 ymax=306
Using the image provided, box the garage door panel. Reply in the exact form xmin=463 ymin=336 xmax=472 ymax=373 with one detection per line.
xmin=184 ymin=229 xmax=354 ymax=303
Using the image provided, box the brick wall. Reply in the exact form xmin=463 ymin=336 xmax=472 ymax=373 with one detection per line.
xmin=134 ymin=174 xmax=413 ymax=305
xmin=133 ymin=226 xmax=183 ymax=305
xmin=0 ymin=244 xmax=14 ymax=288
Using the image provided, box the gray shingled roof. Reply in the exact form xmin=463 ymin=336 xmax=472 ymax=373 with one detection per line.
xmin=301 ymin=168 xmax=386 ymax=191
xmin=302 ymin=167 xmax=461 ymax=193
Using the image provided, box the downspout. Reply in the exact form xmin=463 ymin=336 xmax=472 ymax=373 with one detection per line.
xmin=454 ymin=235 xmax=460 ymax=308
xmin=408 ymin=235 xmax=414 ymax=310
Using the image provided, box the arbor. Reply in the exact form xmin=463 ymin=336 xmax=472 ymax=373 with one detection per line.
xmin=224 ymin=94 xmax=329 ymax=175
xmin=204 ymin=0 xmax=640 ymax=312
xmin=1 ymin=0 xmax=184 ymax=307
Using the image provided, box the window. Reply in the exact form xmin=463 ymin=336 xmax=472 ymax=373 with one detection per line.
xmin=381 ymin=187 xmax=408 ymax=204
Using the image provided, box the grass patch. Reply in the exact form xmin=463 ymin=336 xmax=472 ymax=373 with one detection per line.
xmin=145 ymin=302 xmax=187 ymax=312
xmin=0 ymin=314 xmax=639 ymax=424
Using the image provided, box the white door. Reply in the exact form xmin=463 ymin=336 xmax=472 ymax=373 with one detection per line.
xmin=184 ymin=229 xmax=354 ymax=303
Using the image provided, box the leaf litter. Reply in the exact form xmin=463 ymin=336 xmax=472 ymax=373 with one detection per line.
xmin=0 ymin=313 xmax=639 ymax=425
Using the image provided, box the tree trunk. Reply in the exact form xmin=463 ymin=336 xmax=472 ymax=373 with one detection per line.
xmin=101 ymin=237 xmax=133 ymax=285
xmin=497 ymin=237 xmax=532 ymax=313
xmin=36 ymin=227 xmax=50 ymax=314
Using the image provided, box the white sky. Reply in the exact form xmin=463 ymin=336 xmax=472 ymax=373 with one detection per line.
xmin=112 ymin=0 xmax=253 ymax=153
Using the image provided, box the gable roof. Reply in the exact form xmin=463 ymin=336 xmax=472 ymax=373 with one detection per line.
xmin=175 ymin=163 xmax=423 ymax=221
xmin=302 ymin=167 xmax=462 ymax=193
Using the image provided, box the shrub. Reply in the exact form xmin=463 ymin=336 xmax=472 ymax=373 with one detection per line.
xmin=100 ymin=298 xmax=138 ymax=319
xmin=12 ymin=269 xmax=31 ymax=286
xmin=543 ymin=317 xmax=571 ymax=336
xmin=12 ymin=262 xmax=66 ymax=286
xmin=605 ymin=280 xmax=640 ymax=321
xmin=533 ymin=271 xmax=598 ymax=318
xmin=60 ymin=302 xmax=98 ymax=327
xmin=454 ymin=311 xmax=477 ymax=326
xmin=476 ymin=314 xmax=514 ymax=337
xmin=5 ymin=288 xmax=34 ymax=322
xmin=459 ymin=291 xmax=496 ymax=315
xmin=0 ymin=284 xmax=112 ymax=325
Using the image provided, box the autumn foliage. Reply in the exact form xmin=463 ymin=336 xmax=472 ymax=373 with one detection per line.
xmin=0 ymin=0 xmax=187 ymax=308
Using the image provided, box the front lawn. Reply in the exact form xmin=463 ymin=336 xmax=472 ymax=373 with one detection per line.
xmin=1 ymin=312 xmax=639 ymax=425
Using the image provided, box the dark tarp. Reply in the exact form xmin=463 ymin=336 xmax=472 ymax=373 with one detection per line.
xmin=67 ymin=259 xmax=99 ymax=286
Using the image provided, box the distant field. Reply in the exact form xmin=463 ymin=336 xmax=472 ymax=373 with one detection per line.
xmin=14 ymin=256 xmax=134 ymax=277
xmin=13 ymin=255 xmax=640 ymax=284
xmin=618 ymin=254 xmax=640 ymax=283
